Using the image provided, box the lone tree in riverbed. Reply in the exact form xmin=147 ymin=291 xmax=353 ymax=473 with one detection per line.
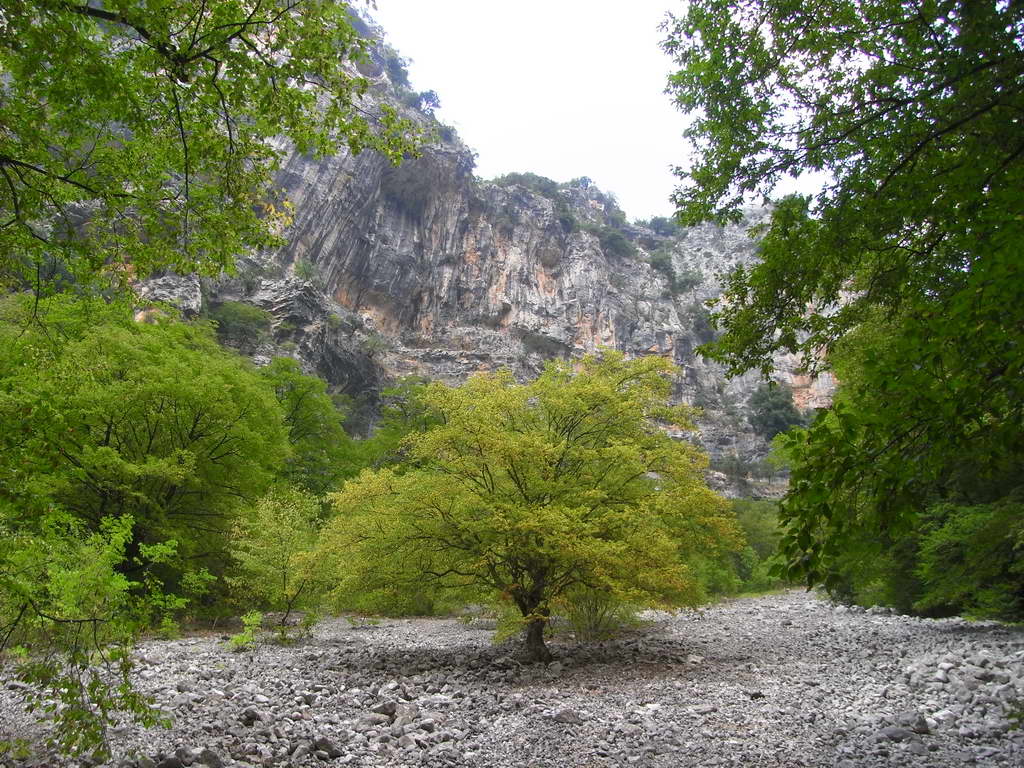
xmin=319 ymin=351 xmax=739 ymax=661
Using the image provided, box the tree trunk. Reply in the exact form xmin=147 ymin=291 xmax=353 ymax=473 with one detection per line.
xmin=524 ymin=617 xmax=552 ymax=663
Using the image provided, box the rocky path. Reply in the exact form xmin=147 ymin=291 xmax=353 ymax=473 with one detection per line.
xmin=3 ymin=591 xmax=1024 ymax=767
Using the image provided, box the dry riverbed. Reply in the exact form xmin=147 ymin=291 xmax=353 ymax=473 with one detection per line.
xmin=2 ymin=590 xmax=1023 ymax=767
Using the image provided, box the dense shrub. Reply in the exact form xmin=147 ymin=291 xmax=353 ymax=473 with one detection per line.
xmin=593 ymin=225 xmax=636 ymax=260
xmin=830 ymin=493 xmax=1024 ymax=619
xmin=689 ymin=301 xmax=718 ymax=345
xmin=693 ymin=499 xmax=788 ymax=597
xmin=492 ymin=171 xmax=561 ymax=199
xmin=747 ymin=383 xmax=806 ymax=439
xmin=384 ymin=50 xmax=410 ymax=88
xmin=642 ymin=216 xmax=681 ymax=237
xmin=210 ymin=300 xmax=273 ymax=349
xmin=649 ymin=248 xmax=676 ymax=285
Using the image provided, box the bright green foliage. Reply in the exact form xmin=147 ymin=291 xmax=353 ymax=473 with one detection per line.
xmin=747 ymin=383 xmax=806 ymax=440
xmin=664 ymin=0 xmax=1024 ymax=602
xmin=349 ymin=375 xmax=440 ymax=469
xmin=0 ymin=294 xmax=289 ymax=588
xmin=260 ymin=357 xmax=359 ymax=495
xmin=732 ymin=499 xmax=782 ymax=562
xmin=230 ymin=486 xmax=320 ymax=625
xmin=551 ymin=586 xmax=645 ymax=643
xmin=320 ymin=351 xmax=738 ymax=660
xmin=0 ymin=294 xmax=298 ymax=754
xmin=687 ymin=499 xmax=787 ymax=597
xmin=0 ymin=515 xmax=169 ymax=759
xmin=228 ymin=610 xmax=264 ymax=651
xmin=0 ymin=1 xmax=420 ymax=289
xmin=914 ymin=498 xmax=1024 ymax=619
xmin=731 ymin=499 xmax=787 ymax=593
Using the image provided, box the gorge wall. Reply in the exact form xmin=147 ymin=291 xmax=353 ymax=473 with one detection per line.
xmin=140 ymin=28 xmax=833 ymax=495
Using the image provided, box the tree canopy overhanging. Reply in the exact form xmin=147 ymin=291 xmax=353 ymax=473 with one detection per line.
xmin=663 ymin=0 xmax=1024 ymax=602
xmin=0 ymin=0 xmax=420 ymax=290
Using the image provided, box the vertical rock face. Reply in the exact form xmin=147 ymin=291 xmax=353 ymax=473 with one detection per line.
xmin=145 ymin=33 xmax=833 ymax=493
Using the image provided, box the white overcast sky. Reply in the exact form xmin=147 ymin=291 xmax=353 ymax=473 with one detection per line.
xmin=368 ymin=1 xmax=691 ymax=221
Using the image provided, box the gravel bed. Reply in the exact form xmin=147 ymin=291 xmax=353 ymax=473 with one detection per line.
xmin=2 ymin=590 xmax=1023 ymax=767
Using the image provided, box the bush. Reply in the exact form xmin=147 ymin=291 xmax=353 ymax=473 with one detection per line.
xmin=210 ymin=300 xmax=273 ymax=349
xmin=229 ymin=610 xmax=264 ymax=651
xmin=553 ymin=587 xmax=643 ymax=642
xmin=229 ymin=486 xmax=321 ymax=626
xmin=748 ymin=382 xmax=806 ymax=439
xmin=830 ymin=493 xmax=1024 ymax=620
xmin=492 ymin=172 xmax=560 ymax=199
xmin=438 ymin=124 xmax=457 ymax=143
xmin=384 ymin=50 xmax=410 ymax=89
xmin=915 ymin=498 xmax=1024 ymax=619
xmin=688 ymin=499 xmax=788 ymax=597
xmin=690 ymin=301 xmax=718 ymax=345
xmin=649 ymin=248 xmax=676 ymax=285
xmin=293 ymin=258 xmax=319 ymax=283
xmin=643 ymin=216 xmax=681 ymax=237
xmin=400 ymin=90 xmax=423 ymax=110
xmin=593 ymin=225 xmax=636 ymax=260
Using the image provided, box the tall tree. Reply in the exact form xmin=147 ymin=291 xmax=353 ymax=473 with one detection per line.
xmin=0 ymin=295 xmax=290 ymax=580
xmin=0 ymin=293 xmax=294 ymax=756
xmin=0 ymin=1 xmax=420 ymax=290
xmin=319 ymin=352 xmax=737 ymax=661
xmin=260 ymin=356 xmax=360 ymax=495
xmin=663 ymin=1 xmax=1024 ymax=590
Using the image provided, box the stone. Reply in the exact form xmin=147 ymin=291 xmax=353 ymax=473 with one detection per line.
xmin=290 ymin=742 xmax=311 ymax=764
xmin=312 ymin=737 xmax=344 ymax=759
xmin=897 ymin=711 xmax=931 ymax=734
xmin=550 ymin=709 xmax=584 ymax=725
xmin=397 ymin=734 xmax=417 ymax=750
xmin=370 ymin=700 xmax=397 ymax=717
xmin=354 ymin=713 xmax=391 ymax=731
xmin=394 ymin=702 xmax=421 ymax=720
xmin=875 ymin=726 xmax=916 ymax=742
xmin=240 ymin=706 xmax=265 ymax=726
xmin=195 ymin=749 xmax=224 ymax=768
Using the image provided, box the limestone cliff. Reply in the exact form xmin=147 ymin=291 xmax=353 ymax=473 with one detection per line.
xmin=139 ymin=29 xmax=832 ymax=496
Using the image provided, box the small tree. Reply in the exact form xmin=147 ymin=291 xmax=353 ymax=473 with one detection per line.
xmin=320 ymin=351 xmax=738 ymax=661
xmin=747 ymin=382 xmax=806 ymax=440
xmin=210 ymin=300 xmax=273 ymax=350
xmin=230 ymin=486 xmax=321 ymax=628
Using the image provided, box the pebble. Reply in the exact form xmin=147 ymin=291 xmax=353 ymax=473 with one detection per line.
xmin=2 ymin=591 xmax=1023 ymax=767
